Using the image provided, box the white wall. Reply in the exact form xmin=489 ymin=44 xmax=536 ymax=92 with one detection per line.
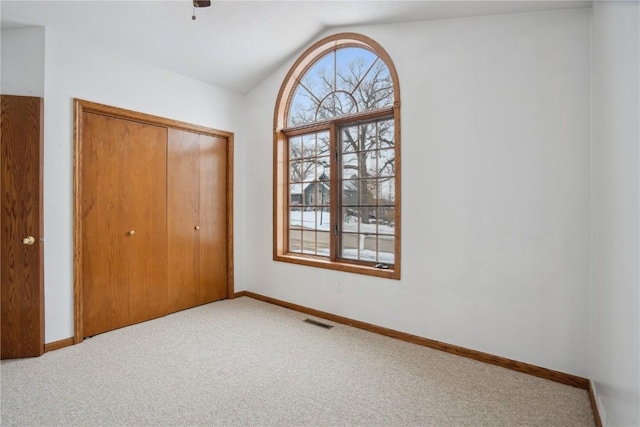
xmin=2 ymin=27 xmax=246 ymax=343
xmin=1 ymin=27 xmax=45 ymax=96
xmin=590 ymin=2 xmax=640 ymax=426
xmin=243 ymin=9 xmax=591 ymax=376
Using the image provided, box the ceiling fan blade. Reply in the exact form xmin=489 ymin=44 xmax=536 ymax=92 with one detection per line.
xmin=193 ymin=0 xmax=211 ymax=7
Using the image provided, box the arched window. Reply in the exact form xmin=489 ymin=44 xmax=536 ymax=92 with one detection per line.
xmin=273 ymin=33 xmax=401 ymax=279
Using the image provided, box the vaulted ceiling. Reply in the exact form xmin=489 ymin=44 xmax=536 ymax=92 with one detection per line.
xmin=1 ymin=1 xmax=590 ymax=94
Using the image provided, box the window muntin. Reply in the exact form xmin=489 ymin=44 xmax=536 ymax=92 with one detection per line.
xmin=339 ymin=119 xmax=395 ymax=265
xmin=288 ymin=47 xmax=394 ymax=127
xmin=288 ymin=131 xmax=331 ymax=257
xmin=275 ymin=33 xmax=400 ymax=279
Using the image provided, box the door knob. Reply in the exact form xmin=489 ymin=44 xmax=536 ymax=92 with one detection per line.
xmin=194 ymin=226 xmax=200 ymax=230
xmin=128 ymin=230 xmax=135 ymax=236
xmin=23 ymin=236 xmax=36 ymax=245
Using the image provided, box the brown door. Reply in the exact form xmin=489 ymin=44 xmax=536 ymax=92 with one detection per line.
xmin=1 ymin=95 xmax=44 ymax=359
xmin=167 ymin=130 xmax=227 ymax=311
xmin=82 ymin=112 xmax=167 ymax=337
xmin=167 ymin=129 xmax=200 ymax=312
xmin=198 ymin=134 xmax=228 ymax=303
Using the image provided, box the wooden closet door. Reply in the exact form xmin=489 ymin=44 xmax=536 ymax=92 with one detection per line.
xmin=167 ymin=129 xmax=200 ymax=312
xmin=82 ymin=113 xmax=167 ymax=337
xmin=82 ymin=113 xmax=131 ymax=337
xmin=167 ymin=130 xmax=227 ymax=310
xmin=126 ymin=122 xmax=168 ymax=325
xmin=198 ymin=134 xmax=228 ymax=304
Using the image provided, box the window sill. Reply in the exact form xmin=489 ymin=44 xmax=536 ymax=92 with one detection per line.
xmin=274 ymin=253 xmax=400 ymax=280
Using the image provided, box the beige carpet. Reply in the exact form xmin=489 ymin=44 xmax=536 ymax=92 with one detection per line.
xmin=1 ymin=296 xmax=595 ymax=426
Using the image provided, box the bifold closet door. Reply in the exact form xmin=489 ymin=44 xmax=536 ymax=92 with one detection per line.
xmin=167 ymin=129 xmax=227 ymax=312
xmin=167 ymin=129 xmax=200 ymax=312
xmin=198 ymin=133 xmax=228 ymax=303
xmin=82 ymin=113 xmax=168 ymax=337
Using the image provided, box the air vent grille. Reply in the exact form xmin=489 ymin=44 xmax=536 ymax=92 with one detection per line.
xmin=303 ymin=318 xmax=334 ymax=329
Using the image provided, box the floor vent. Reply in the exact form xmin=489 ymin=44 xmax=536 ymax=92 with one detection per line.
xmin=303 ymin=318 xmax=334 ymax=329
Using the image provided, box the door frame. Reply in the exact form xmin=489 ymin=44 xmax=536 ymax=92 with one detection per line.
xmin=73 ymin=99 xmax=235 ymax=343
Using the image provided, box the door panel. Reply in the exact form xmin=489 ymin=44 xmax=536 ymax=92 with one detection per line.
xmin=82 ymin=113 xmax=168 ymax=336
xmin=167 ymin=129 xmax=200 ymax=312
xmin=127 ymin=124 xmax=168 ymax=324
xmin=82 ymin=113 xmax=132 ymax=336
xmin=198 ymin=135 xmax=227 ymax=303
xmin=1 ymin=95 xmax=44 ymax=359
xmin=167 ymin=130 xmax=227 ymax=309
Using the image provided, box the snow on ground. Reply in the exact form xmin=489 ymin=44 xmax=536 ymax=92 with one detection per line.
xmin=295 ymin=247 xmax=394 ymax=264
xmin=289 ymin=210 xmax=395 ymax=263
xmin=289 ymin=210 xmax=394 ymax=234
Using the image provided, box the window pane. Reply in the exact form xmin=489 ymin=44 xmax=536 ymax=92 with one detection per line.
xmin=378 ymin=208 xmax=395 ymax=233
xmin=341 ymin=153 xmax=359 ymax=179
xmin=289 ymin=161 xmax=302 ymax=183
xmin=316 ymin=206 xmax=330 ymax=229
xmin=302 ymin=161 xmax=315 ymax=182
xmin=289 ymin=207 xmax=303 ymax=254
xmin=289 ymin=184 xmax=303 ymax=207
xmin=342 ymin=180 xmax=358 ymax=206
xmin=336 ymin=47 xmax=378 ymax=93
xmin=357 ymin=180 xmax=376 ymax=205
xmin=358 ymin=123 xmax=378 ymax=152
xmin=341 ymin=126 xmax=358 ymax=153
xmin=302 ymin=134 xmax=316 ymax=158
xmin=364 ymin=153 xmax=379 ymax=177
xmin=289 ymin=86 xmax=318 ymax=127
xmin=342 ymin=207 xmax=359 ymax=233
xmin=300 ymin=229 xmax=315 ymax=254
xmin=317 ymin=157 xmax=330 ymax=180
xmin=298 ymin=207 xmax=315 ymax=229
xmin=359 ymin=207 xmax=377 ymax=230
xmin=317 ymin=133 xmax=330 ymax=156
xmin=316 ymin=229 xmax=330 ymax=256
xmin=377 ymin=178 xmax=395 ymax=204
xmin=289 ymin=228 xmax=302 ymax=253
xmin=377 ymin=236 xmax=395 ymax=264
xmin=379 ymin=121 xmax=395 ymax=149
xmin=289 ymin=208 xmax=302 ymax=227
xmin=376 ymin=149 xmax=395 ymax=177
xmin=341 ymin=232 xmax=360 ymax=261
xmin=289 ymin=136 xmax=302 ymax=160
xmin=318 ymin=194 xmax=329 ymax=208
xmin=354 ymin=60 xmax=393 ymax=112
xmin=301 ymin=52 xmax=334 ymax=99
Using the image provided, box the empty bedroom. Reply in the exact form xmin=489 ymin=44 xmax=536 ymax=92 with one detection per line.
xmin=1 ymin=1 xmax=638 ymax=426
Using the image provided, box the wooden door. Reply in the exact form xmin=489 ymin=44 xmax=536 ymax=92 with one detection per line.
xmin=82 ymin=113 xmax=167 ymax=337
xmin=167 ymin=129 xmax=200 ymax=312
xmin=1 ymin=95 xmax=44 ymax=359
xmin=167 ymin=130 xmax=227 ymax=310
xmin=125 ymin=120 xmax=168 ymax=325
xmin=198 ymin=134 xmax=227 ymax=303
